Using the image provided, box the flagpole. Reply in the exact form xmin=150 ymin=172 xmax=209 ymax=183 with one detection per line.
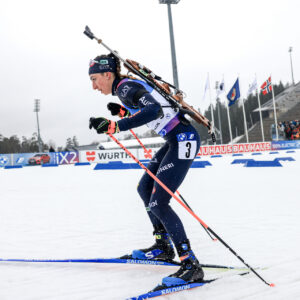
xmin=208 ymin=73 xmax=215 ymax=131
xmin=241 ymin=98 xmax=249 ymax=143
xmin=215 ymin=79 xmax=224 ymax=145
xmin=224 ymin=77 xmax=233 ymax=145
xmin=240 ymin=76 xmax=249 ymax=143
xmin=270 ymin=75 xmax=279 ymax=140
xmin=226 ymin=104 xmax=233 ymax=145
xmin=225 ymin=77 xmax=233 ymax=145
xmin=256 ymin=74 xmax=265 ymax=142
xmin=237 ymin=76 xmax=249 ymax=143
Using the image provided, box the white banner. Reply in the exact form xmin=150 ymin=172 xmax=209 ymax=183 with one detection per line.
xmin=80 ymin=149 xmax=138 ymax=163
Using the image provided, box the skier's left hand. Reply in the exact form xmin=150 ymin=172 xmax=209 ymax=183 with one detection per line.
xmin=107 ymin=102 xmax=130 ymax=118
xmin=89 ymin=117 xmax=119 ymax=134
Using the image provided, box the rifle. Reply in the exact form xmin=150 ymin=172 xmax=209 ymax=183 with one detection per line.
xmin=84 ymin=26 xmax=216 ymax=143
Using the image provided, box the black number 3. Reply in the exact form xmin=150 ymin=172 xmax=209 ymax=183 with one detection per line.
xmin=185 ymin=142 xmax=191 ymax=158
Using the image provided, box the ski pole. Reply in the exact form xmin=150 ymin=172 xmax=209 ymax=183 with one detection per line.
xmin=126 ymin=127 xmax=216 ymax=241
xmin=128 ymin=128 xmax=152 ymax=159
xmin=107 ymin=133 xmax=274 ymax=287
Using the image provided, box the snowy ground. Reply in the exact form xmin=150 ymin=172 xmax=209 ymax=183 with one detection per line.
xmin=0 ymin=150 xmax=300 ymax=300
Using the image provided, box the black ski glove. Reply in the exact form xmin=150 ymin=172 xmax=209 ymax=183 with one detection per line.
xmin=89 ymin=117 xmax=119 ymax=134
xmin=107 ymin=102 xmax=130 ymax=118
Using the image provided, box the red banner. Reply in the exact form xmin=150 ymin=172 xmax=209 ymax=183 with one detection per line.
xmin=198 ymin=142 xmax=271 ymax=156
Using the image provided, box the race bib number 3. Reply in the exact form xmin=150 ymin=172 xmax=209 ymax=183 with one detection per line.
xmin=178 ymin=141 xmax=197 ymax=159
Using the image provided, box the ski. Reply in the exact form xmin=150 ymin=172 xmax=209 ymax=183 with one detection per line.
xmin=126 ymin=279 xmax=215 ymax=300
xmin=0 ymin=255 xmax=245 ymax=270
xmin=127 ymin=271 xmax=250 ymax=299
xmin=0 ymin=257 xmax=177 ymax=266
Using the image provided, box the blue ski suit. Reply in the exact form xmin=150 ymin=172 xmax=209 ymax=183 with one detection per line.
xmin=112 ymin=77 xmax=200 ymax=246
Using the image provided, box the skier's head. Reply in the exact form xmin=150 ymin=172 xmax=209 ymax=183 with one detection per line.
xmin=89 ymin=53 xmax=121 ymax=95
xmin=89 ymin=54 xmax=118 ymax=75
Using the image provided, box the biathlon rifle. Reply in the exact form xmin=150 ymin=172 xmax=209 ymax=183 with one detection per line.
xmin=84 ymin=26 xmax=216 ymax=143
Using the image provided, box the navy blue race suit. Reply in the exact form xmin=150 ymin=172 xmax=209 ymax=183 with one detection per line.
xmin=112 ymin=77 xmax=200 ymax=246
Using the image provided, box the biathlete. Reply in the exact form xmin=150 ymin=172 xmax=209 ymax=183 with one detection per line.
xmin=88 ymin=53 xmax=204 ymax=286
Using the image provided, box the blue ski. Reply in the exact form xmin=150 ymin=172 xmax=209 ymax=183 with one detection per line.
xmin=127 ymin=271 xmax=251 ymax=299
xmin=127 ymin=280 xmax=215 ymax=300
xmin=0 ymin=257 xmax=178 ymax=266
xmin=0 ymin=256 xmax=244 ymax=270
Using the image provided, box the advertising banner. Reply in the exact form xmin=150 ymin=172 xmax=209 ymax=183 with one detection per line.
xmin=80 ymin=149 xmax=138 ymax=163
xmin=0 ymin=154 xmax=13 ymax=167
xmin=13 ymin=153 xmax=56 ymax=166
xmin=271 ymin=140 xmax=300 ymax=150
xmin=1 ymin=152 xmax=79 ymax=167
xmin=11 ymin=152 xmax=79 ymax=166
xmin=137 ymin=148 xmax=160 ymax=161
xmin=53 ymin=151 xmax=79 ymax=165
xmin=80 ymin=142 xmax=273 ymax=164
xmin=198 ymin=142 xmax=271 ymax=156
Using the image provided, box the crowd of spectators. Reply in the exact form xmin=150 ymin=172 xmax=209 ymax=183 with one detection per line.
xmin=278 ymin=120 xmax=300 ymax=140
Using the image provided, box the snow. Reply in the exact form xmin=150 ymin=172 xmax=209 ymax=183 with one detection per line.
xmin=0 ymin=150 xmax=300 ymax=299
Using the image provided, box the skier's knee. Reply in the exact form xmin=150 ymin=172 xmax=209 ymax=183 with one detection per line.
xmin=148 ymin=199 xmax=163 ymax=218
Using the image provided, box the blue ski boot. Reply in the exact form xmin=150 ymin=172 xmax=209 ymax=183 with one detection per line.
xmin=132 ymin=229 xmax=175 ymax=261
xmin=162 ymin=240 xmax=204 ymax=287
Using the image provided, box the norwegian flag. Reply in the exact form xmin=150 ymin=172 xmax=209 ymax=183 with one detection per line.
xmin=260 ymin=76 xmax=272 ymax=95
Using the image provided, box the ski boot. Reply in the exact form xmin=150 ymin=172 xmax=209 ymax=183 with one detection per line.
xmin=162 ymin=240 xmax=204 ymax=287
xmin=131 ymin=229 xmax=175 ymax=261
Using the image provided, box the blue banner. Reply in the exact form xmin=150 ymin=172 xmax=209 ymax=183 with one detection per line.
xmin=0 ymin=154 xmax=12 ymax=167
xmin=271 ymin=140 xmax=300 ymax=150
xmin=13 ymin=153 xmax=56 ymax=166
xmin=1 ymin=151 xmax=79 ymax=167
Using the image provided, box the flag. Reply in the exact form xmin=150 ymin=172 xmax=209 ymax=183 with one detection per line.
xmin=202 ymin=74 xmax=210 ymax=101
xmin=216 ymin=79 xmax=225 ymax=97
xmin=247 ymin=78 xmax=257 ymax=97
xmin=226 ymin=78 xmax=240 ymax=106
xmin=260 ymin=76 xmax=272 ymax=95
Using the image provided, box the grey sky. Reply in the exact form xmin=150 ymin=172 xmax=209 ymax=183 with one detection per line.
xmin=0 ymin=0 xmax=299 ymax=148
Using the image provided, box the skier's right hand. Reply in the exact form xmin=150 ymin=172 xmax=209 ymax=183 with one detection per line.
xmin=89 ymin=117 xmax=119 ymax=134
xmin=107 ymin=102 xmax=130 ymax=118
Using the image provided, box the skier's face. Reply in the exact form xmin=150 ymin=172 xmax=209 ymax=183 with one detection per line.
xmin=90 ymin=72 xmax=114 ymax=95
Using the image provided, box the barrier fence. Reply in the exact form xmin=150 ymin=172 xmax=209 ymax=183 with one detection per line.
xmin=0 ymin=141 xmax=299 ymax=168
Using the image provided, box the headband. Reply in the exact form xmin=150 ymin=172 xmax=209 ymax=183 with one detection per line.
xmin=88 ymin=57 xmax=117 ymax=75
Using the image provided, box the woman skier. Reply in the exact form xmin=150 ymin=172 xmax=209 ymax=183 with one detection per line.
xmin=88 ymin=52 xmax=204 ymax=287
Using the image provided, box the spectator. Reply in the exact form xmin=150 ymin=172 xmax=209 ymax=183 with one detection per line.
xmin=278 ymin=120 xmax=300 ymax=140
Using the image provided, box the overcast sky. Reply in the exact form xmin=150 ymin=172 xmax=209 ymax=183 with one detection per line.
xmin=0 ymin=0 xmax=299 ymax=148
